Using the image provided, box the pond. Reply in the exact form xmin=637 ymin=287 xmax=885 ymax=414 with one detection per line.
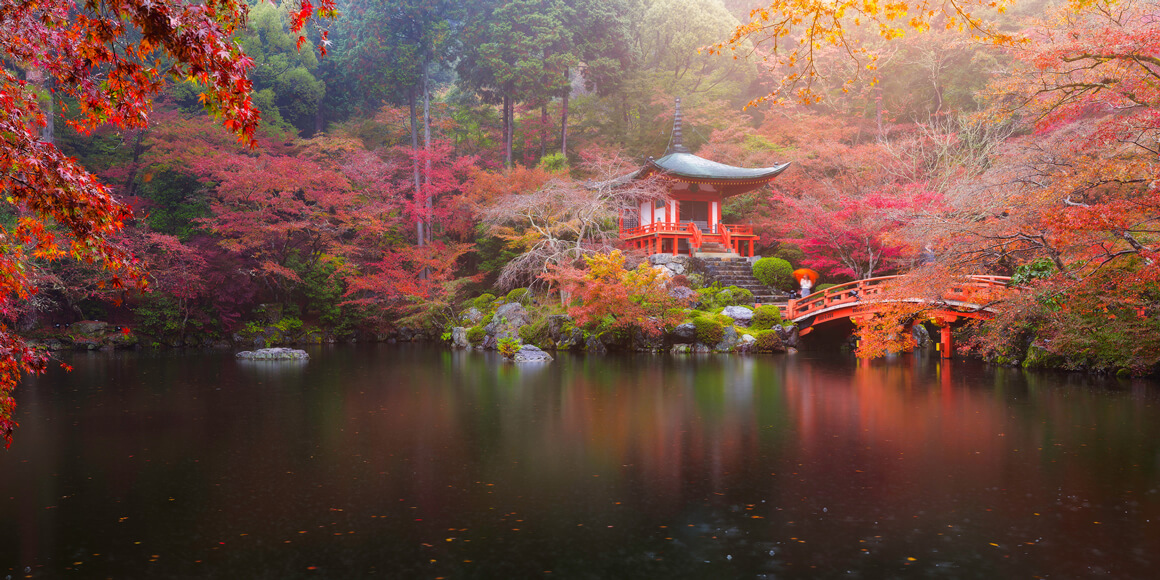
xmin=2 ymin=345 xmax=1159 ymax=578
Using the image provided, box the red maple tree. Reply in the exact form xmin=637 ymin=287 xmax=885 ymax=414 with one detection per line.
xmin=0 ymin=0 xmax=334 ymax=446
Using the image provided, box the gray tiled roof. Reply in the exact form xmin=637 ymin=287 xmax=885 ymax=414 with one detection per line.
xmin=650 ymin=152 xmax=790 ymax=181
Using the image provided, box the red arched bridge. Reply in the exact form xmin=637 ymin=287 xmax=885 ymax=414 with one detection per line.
xmin=773 ymin=275 xmax=1012 ymax=357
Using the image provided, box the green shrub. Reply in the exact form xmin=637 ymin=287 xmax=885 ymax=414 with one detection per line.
xmin=752 ymin=257 xmax=794 ymax=289
xmin=497 ymin=337 xmax=522 ymax=359
xmin=506 ymin=287 xmax=531 ymax=304
xmin=472 ymin=293 xmax=497 ymax=310
xmin=692 ymin=316 xmax=724 ymax=345
xmin=750 ymin=305 xmax=783 ymax=330
xmin=274 ymin=316 xmax=303 ymax=333
xmin=538 ymin=152 xmax=568 ymax=172
xmin=814 ymin=283 xmax=836 ymax=293
xmin=698 ymin=285 xmax=754 ymax=309
xmin=754 ymin=329 xmax=783 ymax=353
xmin=717 ymin=286 xmax=753 ymax=306
xmin=466 ymin=325 xmax=486 ymax=345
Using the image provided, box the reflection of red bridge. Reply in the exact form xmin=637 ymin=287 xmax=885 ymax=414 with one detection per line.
xmin=774 ymin=275 xmax=1012 ymax=358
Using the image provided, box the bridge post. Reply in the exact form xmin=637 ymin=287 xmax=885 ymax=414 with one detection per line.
xmin=940 ymin=324 xmax=952 ymax=359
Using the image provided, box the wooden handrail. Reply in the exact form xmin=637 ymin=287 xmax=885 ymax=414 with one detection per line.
xmin=687 ymin=222 xmax=703 ymax=249
xmin=719 ymin=224 xmax=733 ymax=252
xmin=786 ymin=275 xmax=1012 ymax=320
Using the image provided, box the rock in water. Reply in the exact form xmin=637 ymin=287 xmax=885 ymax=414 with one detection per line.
xmin=451 ymin=327 xmax=470 ymax=349
xmin=670 ymin=323 xmax=697 ymax=344
xmin=513 ymin=344 xmax=553 ymax=363
xmin=236 ymin=348 xmax=309 ymax=361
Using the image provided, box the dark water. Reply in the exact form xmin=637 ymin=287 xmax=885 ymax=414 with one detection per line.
xmin=2 ymin=346 xmax=1159 ymax=579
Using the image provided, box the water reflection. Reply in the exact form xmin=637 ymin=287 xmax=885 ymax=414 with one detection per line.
xmin=2 ymin=346 xmax=1159 ymax=578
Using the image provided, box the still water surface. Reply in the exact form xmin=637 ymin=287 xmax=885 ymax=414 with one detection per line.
xmin=2 ymin=346 xmax=1159 ymax=578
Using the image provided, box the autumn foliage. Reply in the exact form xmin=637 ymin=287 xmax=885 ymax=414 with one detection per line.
xmin=0 ymin=0 xmax=333 ymax=446
xmin=542 ymin=251 xmax=689 ymax=338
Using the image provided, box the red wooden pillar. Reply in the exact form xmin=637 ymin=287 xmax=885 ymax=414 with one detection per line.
xmin=940 ymin=324 xmax=952 ymax=359
xmin=671 ymin=235 xmax=678 ymax=255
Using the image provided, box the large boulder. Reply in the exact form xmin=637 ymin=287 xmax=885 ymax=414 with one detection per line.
xmin=513 ymin=344 xmax=553 ymax=363
xmin=714 ymin=326 xmax=741 ymax=353
xmin=546 ymin=315 xmax=574 ymax=342
xmin=632 ymin=327 xmax=665 ymax=352
xmin=461 ymin=307 xmax=484 ymax=326
xmin=493 ymin=302 xmax=530 ymax=327
xmin=670 ymin=323 xmax=697 ymax=344
xmin=451 ymin=327 xmax=470 ymax=349
xmin=775 ymin=325 xmax=799 ymax=349
xmin=585 ymin=335 xmax=608 ymax=354
xmin=721 ymin=305 xmax=754 ymax=326
xmin=912 ymin=324 xmax=931 ymax=349
xmin=486 ymin=302 xmax=530 ymax=341
xmin=556 ymin=328 xmax=586 ymax=351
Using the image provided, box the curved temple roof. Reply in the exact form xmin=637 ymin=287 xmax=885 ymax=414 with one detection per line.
xmin=648 ymin=152 xmax=791 ymax=182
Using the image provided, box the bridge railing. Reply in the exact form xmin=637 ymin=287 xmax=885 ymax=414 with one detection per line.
xmin=785 ymin=275 xmax=1012 ymax=321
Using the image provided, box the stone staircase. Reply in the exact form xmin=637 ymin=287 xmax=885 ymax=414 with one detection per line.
xmin=697 ymin=256 xmax=787 ymax=305
xmin=694 ymin=241 xmax=732 ymax=255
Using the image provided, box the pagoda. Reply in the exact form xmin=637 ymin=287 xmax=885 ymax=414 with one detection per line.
xmin=619 ymin=99 xmax=790 ymax=257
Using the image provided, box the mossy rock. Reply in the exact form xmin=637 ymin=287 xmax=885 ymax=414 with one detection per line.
xmin=754 ymin=330 xmax=785 ymax=353
xmin=471 ymin=293 xmax=497 ymax=311
xmin=692 ymin=316 xmax=724 ymax=345
xmin=750 ymin=305 xmax=783 ymax=330
xmin=505 ymin=288 xmax=532 ymax=305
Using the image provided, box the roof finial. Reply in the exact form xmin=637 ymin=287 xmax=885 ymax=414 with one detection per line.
xmin=668 ymin=97 xmax=689 ymax=154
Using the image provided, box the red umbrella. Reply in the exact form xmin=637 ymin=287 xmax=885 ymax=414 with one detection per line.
xmin=792 ymin=268 xmax=819 ymax=283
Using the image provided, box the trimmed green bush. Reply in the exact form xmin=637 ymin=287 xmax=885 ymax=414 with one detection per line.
xmin=466 ymin=325 xmax=486 ymax=345
xmin=814 ymin=283 xmax=836 ymax=293
xmin=752 ymin=257 xmax=794 ymax=289
xmin=472 ymin=293 xmax=497 ymax=310
xmin=506 ymin=287 xmax=531 ymax=304
xmin=692 ymin=316 xmax=724 ymax=345
xmin=754 ymin=329 xmax=784 ymax=353
xmin=503 ymin=285 xmax=531 ymax=303
xmin=750 ymin=305 xmax=783 ymax=330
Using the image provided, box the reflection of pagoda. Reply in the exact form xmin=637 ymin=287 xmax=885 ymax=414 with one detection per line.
xmin=619 ymin=98 xmax=790 ymax=257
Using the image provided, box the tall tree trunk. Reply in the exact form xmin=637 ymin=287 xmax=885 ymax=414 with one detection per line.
xmin=410 ymin=90 xmax=424 ymax=248
xmin=423 ymin=60 xmax=432 ymax=247
xmin=123 ymin=129 xmax=146 ymax=198
xmin=560 ymin=87 xmax=569 ymax=157
xmin=503 ymin=94 xmax=513 ymax=169
xmin=875 ymin=85 xmax=884 ymax=141
xmin=540 ymin=105 xmax=548 ymax=159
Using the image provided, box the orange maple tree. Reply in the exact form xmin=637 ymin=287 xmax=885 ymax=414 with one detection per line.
xmin=0 ymin=0 xmax=334 ymax=446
